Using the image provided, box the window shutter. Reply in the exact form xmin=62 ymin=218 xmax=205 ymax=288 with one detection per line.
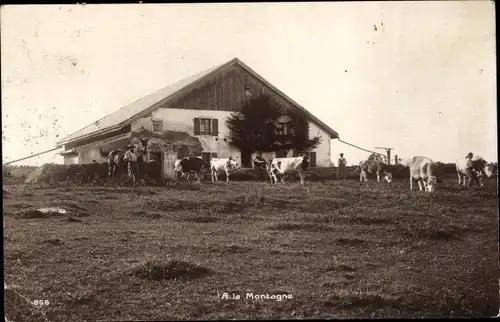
xmin=212 ymin=119 xmax=218 ymax=136
xmin=311 ymin=152 xmax=317 ymax=167
xmin=194 ymin=118 xmax=200 ymax=135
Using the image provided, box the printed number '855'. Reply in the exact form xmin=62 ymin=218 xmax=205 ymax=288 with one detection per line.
xmin=33 ymin=300 xmax=50 ymax=306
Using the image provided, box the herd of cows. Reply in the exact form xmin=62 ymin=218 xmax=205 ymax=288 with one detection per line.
xmin=106 ymin=135 xmax=496 ymax=191
xmin=172 ymin=153 xmax=498 ymax=192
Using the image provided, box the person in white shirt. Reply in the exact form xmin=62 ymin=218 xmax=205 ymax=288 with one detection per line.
xmin=123 ymin=145 xmax=139 ymax=183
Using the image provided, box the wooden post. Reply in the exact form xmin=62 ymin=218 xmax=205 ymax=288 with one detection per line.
xmin=375 ymin=147 xmax=394 ymax=165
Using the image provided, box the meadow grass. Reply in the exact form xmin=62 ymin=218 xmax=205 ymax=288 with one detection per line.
xmin=3 ymin=173 xmax=499 ymax=320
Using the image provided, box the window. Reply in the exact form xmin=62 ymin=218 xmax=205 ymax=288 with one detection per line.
xmin=276 ymin=122 xmax=289 ymax=135
xmin=194 ymin=118 xmax=218 ymax=136
xmin=294 ymin=150 xmax=317 ymax=167
xmin=199 ymin=118 xmax=211 ymax=134
xmin=244 ymin=85 xmax=252 ymax=97
xmin=152 ymin=120 xmax=163 ymax=132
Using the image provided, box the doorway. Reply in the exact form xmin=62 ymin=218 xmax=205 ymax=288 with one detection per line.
xmin=147 ymin=151 xmax=163 ymax=182
xmin=241 ymin=150 xmax=252 ymax=168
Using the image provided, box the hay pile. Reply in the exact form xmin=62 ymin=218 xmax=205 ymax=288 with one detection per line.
xmin=3 ymin=165 xmax=38 ymax=179
xmin=25 ymin=163 xmax=108 ymax=184
xmin=25 ymin=162 xmax=163 ymax=184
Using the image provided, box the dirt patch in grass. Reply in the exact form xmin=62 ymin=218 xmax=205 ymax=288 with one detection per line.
xmin=65 ymin=217 xmax=84 ymax=223
xmin=13 ymin=206 xmax=89 ymax=219
xmin=130 ymin=260 xmax=212 ymax=281
xmin=336 ymin=238 xmax=366 ymax=246
xmin=14 ymin=209 xmax=63 ymax=219
xmin=43 ymin=238 xmax=64 ymax=245
xmin=325 ymin=264 xmax=357 ymax=272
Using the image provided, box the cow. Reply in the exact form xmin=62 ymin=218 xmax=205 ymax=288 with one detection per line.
xmin=456 ymin=156 xmax=497 ymax=187
xmin=401 ymin=156 xmax=437 ymax=192
xmin=267 ymin=156 xmax=309 ymax=185
xmin=173 ymin=159 xmax=188 ymax=181
xmin=358 ymin=159 xmax=392 ymax=184
xmin=210 ymin=157 xmax=240 ymax=182
xmin=174 ymin=156 xmax=204 ymax=183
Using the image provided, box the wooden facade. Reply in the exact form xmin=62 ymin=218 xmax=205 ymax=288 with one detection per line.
xmin=159 ymin=65 xmax=301 ymax=116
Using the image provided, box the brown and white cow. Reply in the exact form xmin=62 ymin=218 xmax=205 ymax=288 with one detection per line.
xmin=358 ymin=159 xmax=392 ymax=184
xmin=210 ymin=157 xmax=240 ymax=182
xmin=456 ymin=156 xmax=497 ymax=187
xmin=267 ymin=156 xmax=309 ymax=185
xmin=401 ymin=156 xmax=437 ymax=192
xmin=174 ymin=156 xmax=204 ymax=183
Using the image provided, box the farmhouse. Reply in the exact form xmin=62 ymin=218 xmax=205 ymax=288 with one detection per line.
xmin=56 ymin=58 xmax=339 ymax=179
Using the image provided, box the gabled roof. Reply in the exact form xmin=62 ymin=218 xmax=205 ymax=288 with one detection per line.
xmin=56 ymin=57 xmax=339 ymax=146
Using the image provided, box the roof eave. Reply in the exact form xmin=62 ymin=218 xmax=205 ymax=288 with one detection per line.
xmin=56 ymin=124 xmax=124 ymax=146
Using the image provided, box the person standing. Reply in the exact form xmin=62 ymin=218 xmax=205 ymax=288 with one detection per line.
xmin=124 ymin=145 xmax=139 ymax=183
xmin=253 ymin=152 xmax=268 ymax=181
xmin=465 ymin=152 xmax=478 ymax=186
xmin=336 ymin=153 xmax=347 ymax=179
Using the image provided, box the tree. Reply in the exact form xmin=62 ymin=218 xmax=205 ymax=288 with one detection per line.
xmin=280 ymin=106 xmax=322 ymax=153
xmin=225 ymin=94 xmax=322 ymax=156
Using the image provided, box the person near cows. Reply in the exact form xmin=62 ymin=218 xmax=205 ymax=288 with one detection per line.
xmin=465 ymin=152 xmax=479 ymax=186
xmin=336 ymin=153 xmax=347 ymax=179
xmin=124 ymin=144 xmax=139 ymax=183
xmin=253 ymin=152 xmax=267 ymax=180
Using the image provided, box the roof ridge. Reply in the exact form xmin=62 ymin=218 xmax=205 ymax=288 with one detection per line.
xmin=56 ymin=56 xmax=339 ymax=145
xmin=56 ymin=58 xmax=235 ymax=145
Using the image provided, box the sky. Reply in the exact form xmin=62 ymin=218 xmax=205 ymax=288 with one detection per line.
xmin=1 ymin=2 xmax=497 ymax=166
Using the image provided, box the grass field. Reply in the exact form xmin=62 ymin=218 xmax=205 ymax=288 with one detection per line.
xmin=3 ymin=172 xmax=499 ymax=320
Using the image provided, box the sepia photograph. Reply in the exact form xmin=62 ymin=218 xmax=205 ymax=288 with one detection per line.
xmin=2 ymin=2 xmax=498 ymax=320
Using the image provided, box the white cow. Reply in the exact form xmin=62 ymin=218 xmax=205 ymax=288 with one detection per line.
xmin=456 ymin=156 xmax=497 ymax=187
xmin=358 ymin=159 xmax=393 ymax=183
xmin=401 ymin=156 xmax=437 ymax=192
xmin=267 ymin=156 xmax=310 ymax=185
xmin=173 ymin=159 xmax=185 ymax=180
xmin=210 ymin=157 xmax=240 ymax=182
